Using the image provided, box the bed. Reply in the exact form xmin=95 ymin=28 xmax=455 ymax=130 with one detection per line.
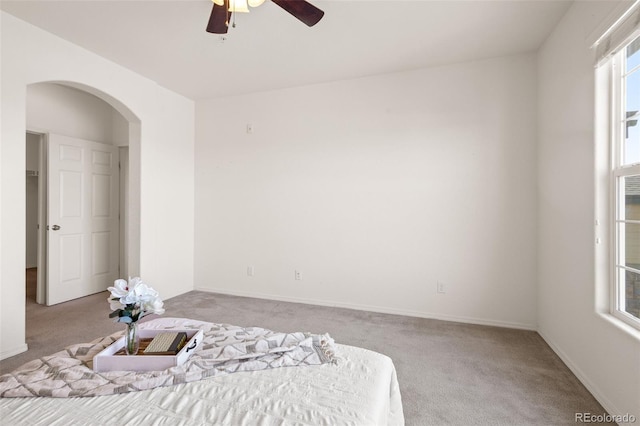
xmin=0 ymin=318 xmax=404 ymax=425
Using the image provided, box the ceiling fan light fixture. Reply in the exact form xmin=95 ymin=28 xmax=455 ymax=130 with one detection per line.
xmin=230 ymin=0 xmax=250 ymax=13
xmin=207 ymin=0 xmax=324 ymax=34
xmin=212 ymin=0 xmax=251 ymax=13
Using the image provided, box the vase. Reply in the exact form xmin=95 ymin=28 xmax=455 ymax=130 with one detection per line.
xmin=124 ymin=322 xmax=140 ymax=355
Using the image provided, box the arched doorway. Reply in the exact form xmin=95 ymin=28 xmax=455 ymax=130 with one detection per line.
xmin=25 ymin=81 xmax=141 ymax=305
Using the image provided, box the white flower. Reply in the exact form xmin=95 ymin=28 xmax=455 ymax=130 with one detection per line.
xmin=107 ymin=277 xmax=146 ymax=305
xmin=107 ymin=279 xmax=130 ymax=299
xmin=121 ymin=278 xmax=145 ymax=305
xmin=142 ymin=297 xmax=165 ymax=316
xmin=107 ymin=277 xmax=165 ymax=323
xmin=120 ymin=280 xmax=148 ymax=305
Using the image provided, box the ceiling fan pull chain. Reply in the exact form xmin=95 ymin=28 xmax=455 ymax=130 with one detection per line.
xmin=230 ymin=0 xmax=237 ymax=28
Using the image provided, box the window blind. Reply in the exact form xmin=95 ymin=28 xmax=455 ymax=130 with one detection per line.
xmin=594 ymin=0 xmax=640 ymax=66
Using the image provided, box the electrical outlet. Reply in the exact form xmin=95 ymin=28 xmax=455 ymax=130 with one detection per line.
xmin=294 ymin=270 xmax=302 ymax=281
xmin=437 ymin=281 xmax=446 ymax=294
xmin=247 ymin=266 xmax=254 ymax=277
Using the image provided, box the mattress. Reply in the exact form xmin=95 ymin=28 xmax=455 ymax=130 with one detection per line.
xmin=0 ymin=318 xmax=404 ymax=425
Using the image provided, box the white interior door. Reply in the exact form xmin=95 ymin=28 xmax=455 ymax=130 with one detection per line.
xmin=47 ymin=134 xmax=119 ymax=305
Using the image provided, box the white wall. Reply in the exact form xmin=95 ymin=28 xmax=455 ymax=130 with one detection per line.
xmin=538 ymin=1 xmax=640 ymax=418
xmin=0 ymin=12 xmax=195 ymax=359
xmin=195 ymin=53 xmax=539 ymax=329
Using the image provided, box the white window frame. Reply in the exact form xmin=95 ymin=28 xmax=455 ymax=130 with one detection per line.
xmin=610 ymin=35 xmax=640 ymax=330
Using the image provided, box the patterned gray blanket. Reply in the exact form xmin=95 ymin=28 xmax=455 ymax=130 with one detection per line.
xmin=0 ymin=319 xmax=336 ymax=398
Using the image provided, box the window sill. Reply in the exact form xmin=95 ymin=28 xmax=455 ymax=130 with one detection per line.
xmin=597 ymin=312 xmax=640 ymax=342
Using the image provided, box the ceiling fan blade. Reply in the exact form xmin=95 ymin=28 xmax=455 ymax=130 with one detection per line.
xmin=271 ymin=0 xmax=324 ymax=27
xmin=206 ymin=3 xmax=231 ymax=34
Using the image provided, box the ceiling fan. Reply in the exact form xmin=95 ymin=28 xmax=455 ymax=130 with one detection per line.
xmin=206 ymin=0 xmax=324 ymax=34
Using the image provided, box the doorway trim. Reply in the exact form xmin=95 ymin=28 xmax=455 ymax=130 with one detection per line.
xmin=26 ymin=129 xmax=48 ymax=305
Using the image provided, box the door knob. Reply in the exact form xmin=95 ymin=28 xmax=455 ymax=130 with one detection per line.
xmin=51 ymin=225 xmax=61 ymax=231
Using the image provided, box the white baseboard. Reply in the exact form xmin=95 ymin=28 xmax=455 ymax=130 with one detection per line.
xmin=194 ymin=286 xmax=537 ymax=331
xmin=1 ymin=343 xmax=28 ymax=361
xmin=537 ymin=330 xmax=620 ymax=417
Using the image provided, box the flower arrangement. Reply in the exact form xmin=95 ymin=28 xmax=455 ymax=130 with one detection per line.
xmin=108 ymin=277 xmax=165 ymax=355
xmin=108 ymin=277 xmax=165 ymax=323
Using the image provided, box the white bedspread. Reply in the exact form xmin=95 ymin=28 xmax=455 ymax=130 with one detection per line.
xmin=0 ymin=318 xmax=404 ymax=425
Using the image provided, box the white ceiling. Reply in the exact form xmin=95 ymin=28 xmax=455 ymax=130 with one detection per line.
xmin=1 ymin=0 xmax=572 ymax=100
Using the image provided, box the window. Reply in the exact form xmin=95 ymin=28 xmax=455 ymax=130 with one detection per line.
xmin=612 ymin=35 xmax=640 ymax=328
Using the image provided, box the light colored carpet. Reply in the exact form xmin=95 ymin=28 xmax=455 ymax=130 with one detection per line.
xmin=1 ymin=288 xmax=610 ymax=425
